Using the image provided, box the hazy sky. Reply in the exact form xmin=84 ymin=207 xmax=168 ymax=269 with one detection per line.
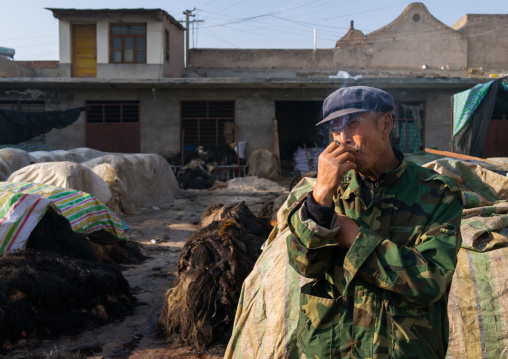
xmin=1 ymin=0 xmax=507 ymax=60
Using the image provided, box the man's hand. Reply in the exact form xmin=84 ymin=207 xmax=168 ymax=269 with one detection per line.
xmin=335 ymin=215 xmax=359 ymax=248
xmin=313 ymin=141 xmax=357 ymax=206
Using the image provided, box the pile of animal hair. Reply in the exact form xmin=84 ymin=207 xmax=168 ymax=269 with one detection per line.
xmin=0 ymin=208 xmax=144 ymax=351
xmin=158 ymin=201 xmax=272 ymax=349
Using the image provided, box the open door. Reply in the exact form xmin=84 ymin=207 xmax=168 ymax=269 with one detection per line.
xmin=72 ymin=24 xmax=97 ymax=78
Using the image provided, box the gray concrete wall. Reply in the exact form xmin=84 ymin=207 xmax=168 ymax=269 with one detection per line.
xmin=453 ymin=14 xmax=508 ymax=73
xmin=97 ymin=64 xmax=165 ymax=79
xmin=0 ymin=57 xmax=33 ymax=77
xmin=0 ymin=84 xmax=469 ymax=157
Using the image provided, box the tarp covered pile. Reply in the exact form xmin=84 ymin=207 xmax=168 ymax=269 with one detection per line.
xmin=225 ymin=159 xmax=508 ymax=359
xmin=0 ymin=182 xmax=125 ymax=255
xmin=0 ymin=147 xmax=179 ymax=214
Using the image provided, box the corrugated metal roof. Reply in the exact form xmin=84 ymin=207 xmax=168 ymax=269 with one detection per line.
xmin=46 ymin=8 xmax=185 ymax=31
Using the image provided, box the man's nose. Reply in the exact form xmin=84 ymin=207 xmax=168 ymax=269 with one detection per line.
xmin=337 ymin=132 xmax=352 ymax=145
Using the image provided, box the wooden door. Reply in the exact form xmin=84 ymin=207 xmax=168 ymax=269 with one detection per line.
xmin=481 ymin=117 xmax=508 ymax=157
xmin=86 ymin=123 xmax=140 ymax=153
xmin=72 ymin=24 xmax=96 ymax=78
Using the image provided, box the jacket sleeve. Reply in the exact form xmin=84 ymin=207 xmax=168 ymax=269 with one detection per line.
xmin=286 ymin=197 xmax=342 ymax=278
xmin=344 ymin=184 xmax=463 ymax=306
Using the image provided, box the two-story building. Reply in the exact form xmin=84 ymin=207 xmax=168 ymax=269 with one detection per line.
xmin=0 ymin=3 xmax=506 ymax=161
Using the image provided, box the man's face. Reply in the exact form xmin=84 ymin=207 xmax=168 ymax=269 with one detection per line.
xmin=330 ymin=112 xmax=387 ymax=175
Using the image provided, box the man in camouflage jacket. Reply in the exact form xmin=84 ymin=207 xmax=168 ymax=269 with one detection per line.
xmin=287 ymin=86 xmax=463 ymax=358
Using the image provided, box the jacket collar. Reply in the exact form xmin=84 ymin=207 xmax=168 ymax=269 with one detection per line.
xmin=340 ymin=149 xmax=406 ymax=201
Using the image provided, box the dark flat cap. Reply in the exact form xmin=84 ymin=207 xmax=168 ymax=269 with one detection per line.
xmin=316 ymin=86 xmax=394 ymax=126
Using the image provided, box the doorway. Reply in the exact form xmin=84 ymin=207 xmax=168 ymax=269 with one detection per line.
xmin=275 ymin=101 xmax=325 ymax=174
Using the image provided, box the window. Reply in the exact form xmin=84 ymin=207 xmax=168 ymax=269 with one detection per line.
xmin=390 ymin=101 xmax=425 ymax=153
xmin=181 ymin=101 xmax=235 ymax=146
xmin=165 ymin=29 xmax=170 ymax=63
xmin=86 ymin=101 xmax=139 ymax=123
xmin=110 ymin=24 xmax=146 ymax=63
xmin=0 ymin=101 xmax=45 ymax=112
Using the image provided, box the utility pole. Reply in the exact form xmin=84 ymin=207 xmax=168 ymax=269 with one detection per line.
xmin=183 ymin=9 xmax=195 ymax=68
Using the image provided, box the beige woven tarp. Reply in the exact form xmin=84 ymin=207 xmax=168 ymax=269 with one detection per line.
xmin=7 ymin=161 xmax=112 ymax=205
xmin=247 ymin=149 xmax=280 ymax=181
xmin=83 ymin=153 xmax=179 ymax=214
xmin=0 ymin=148 xmax=39 ymax=180
xmin=29 ymin=147 xmax=106 ymax=163
xmin=226 ymin=159 xmax=508 ymax=359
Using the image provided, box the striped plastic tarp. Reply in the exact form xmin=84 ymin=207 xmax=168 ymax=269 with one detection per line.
xmin=452 ymin=81 xmax=508 ymax=137
xmin=0 ymin=191 xmax=56 ymax=255
xmin=0 ymin=140 xmax=52 ymax=152
xmin=453 ymin=81 xmax=494 ymax=137
xmin=0 ymin=181 xmax=125 ymax=241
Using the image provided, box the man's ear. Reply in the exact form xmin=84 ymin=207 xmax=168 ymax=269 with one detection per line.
xmin=378 ymin=112 xmax=393 ymax=139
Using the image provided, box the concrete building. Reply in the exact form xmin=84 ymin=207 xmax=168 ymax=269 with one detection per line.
xmin=0 ymin=3 xmax=506 ymax=161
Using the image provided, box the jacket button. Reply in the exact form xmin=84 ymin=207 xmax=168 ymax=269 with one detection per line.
xmin=354 ymin=339 xmax=361 ymax=346
xmin=420 ymin=172 xmax=428 ymax=179
xmin=358 ymin=290 xmax=364 ymax=297
xmin=302 ymin=309 xmax=306 ymax=314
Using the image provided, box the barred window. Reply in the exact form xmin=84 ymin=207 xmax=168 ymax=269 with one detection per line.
xmin=390 ymin=101 xmax=425 ymax=153
xmin=86 ymin=101 xmax=139 ymax=123
xmin=181 ymin=101 xmax=235 ymax=146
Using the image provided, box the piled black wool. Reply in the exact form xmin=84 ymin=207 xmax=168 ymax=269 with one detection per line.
xmin=87 ymin=229 xmax=147 ymax=264
xmin=170 ymin=145 xmax=246 ymax=189
xmin=0 ymin=249 xmax=133 ymax=350
xmin=0 ymin=208 xmax=141 ymax=351
xmin=168 ymin=145 xmax=243 ymax=167
xmin=158 ymin=202 xmax=272 ymax=350
xmin=26 ymin=208 xmax=146 ymax=265
xmin=176 ymin=160 xmax=214 ymax=190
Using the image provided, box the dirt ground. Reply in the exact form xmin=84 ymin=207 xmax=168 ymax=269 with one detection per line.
xmin=2 ymin=184 xmax=288 ymax=359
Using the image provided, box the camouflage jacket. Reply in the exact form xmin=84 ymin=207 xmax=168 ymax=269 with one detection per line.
xmin=287 ymin=154 xmax=463 ymax=359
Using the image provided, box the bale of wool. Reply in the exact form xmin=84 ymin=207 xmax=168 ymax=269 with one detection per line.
xmin=158 ymin=202 xmax=271 ymax=350
xmin=247 ymin=149 xmax=279 ymax=181
xmin=7 ymin=161 xmax=112 ymax=205
xmin=0 ymin=249 xmax=134 ymax=351
xmin=0 ymin=148 xmax=39 ymax=181
xmin=83 ymin=153 xmax=178 ymax=214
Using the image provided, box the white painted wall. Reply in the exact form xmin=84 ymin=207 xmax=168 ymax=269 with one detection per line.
xmin=147 ymin=21 xmax=163 ymax=64
xmin=54 ymin=12 xmax=185 ymax=78
xmin=96 ymin=20 xmax=108 ymax=64
xmin=59 ymin=20 xmax=71 ymax=64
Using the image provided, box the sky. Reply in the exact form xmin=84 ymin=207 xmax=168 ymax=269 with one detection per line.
xmin=1 ymin=0 xmax=507 ymax=61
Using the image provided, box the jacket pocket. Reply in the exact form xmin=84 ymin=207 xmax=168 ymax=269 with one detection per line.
xmin=389 ymin=225 xmax=424 ymax=247
xmin=385 ymin=297 xmax=443 ymax=359
xmin=296 ymin=282 xmax=340 ymax=358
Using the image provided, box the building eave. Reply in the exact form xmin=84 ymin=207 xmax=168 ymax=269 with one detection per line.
xmin=46 ymin=8 xmax=185 ymax=31
xmin=0 ymin=77 xmax=487 ymax=90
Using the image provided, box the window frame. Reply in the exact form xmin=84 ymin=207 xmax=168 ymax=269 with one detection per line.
xmin=109 ymin=23 xmax=147 ymax=64
xmin=86 ymin=101 xmax=140 ymax=124
xmin=180 ymin=101 xmax=236 ymax=147
xmin=390 ymin=101 xmax=426 ymax=153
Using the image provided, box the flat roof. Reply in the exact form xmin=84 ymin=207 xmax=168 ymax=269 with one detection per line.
xmin=0 ymin=76 xmax=486 ymax=90
xmin=46 ymin=8 xmax=185 ymax=31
